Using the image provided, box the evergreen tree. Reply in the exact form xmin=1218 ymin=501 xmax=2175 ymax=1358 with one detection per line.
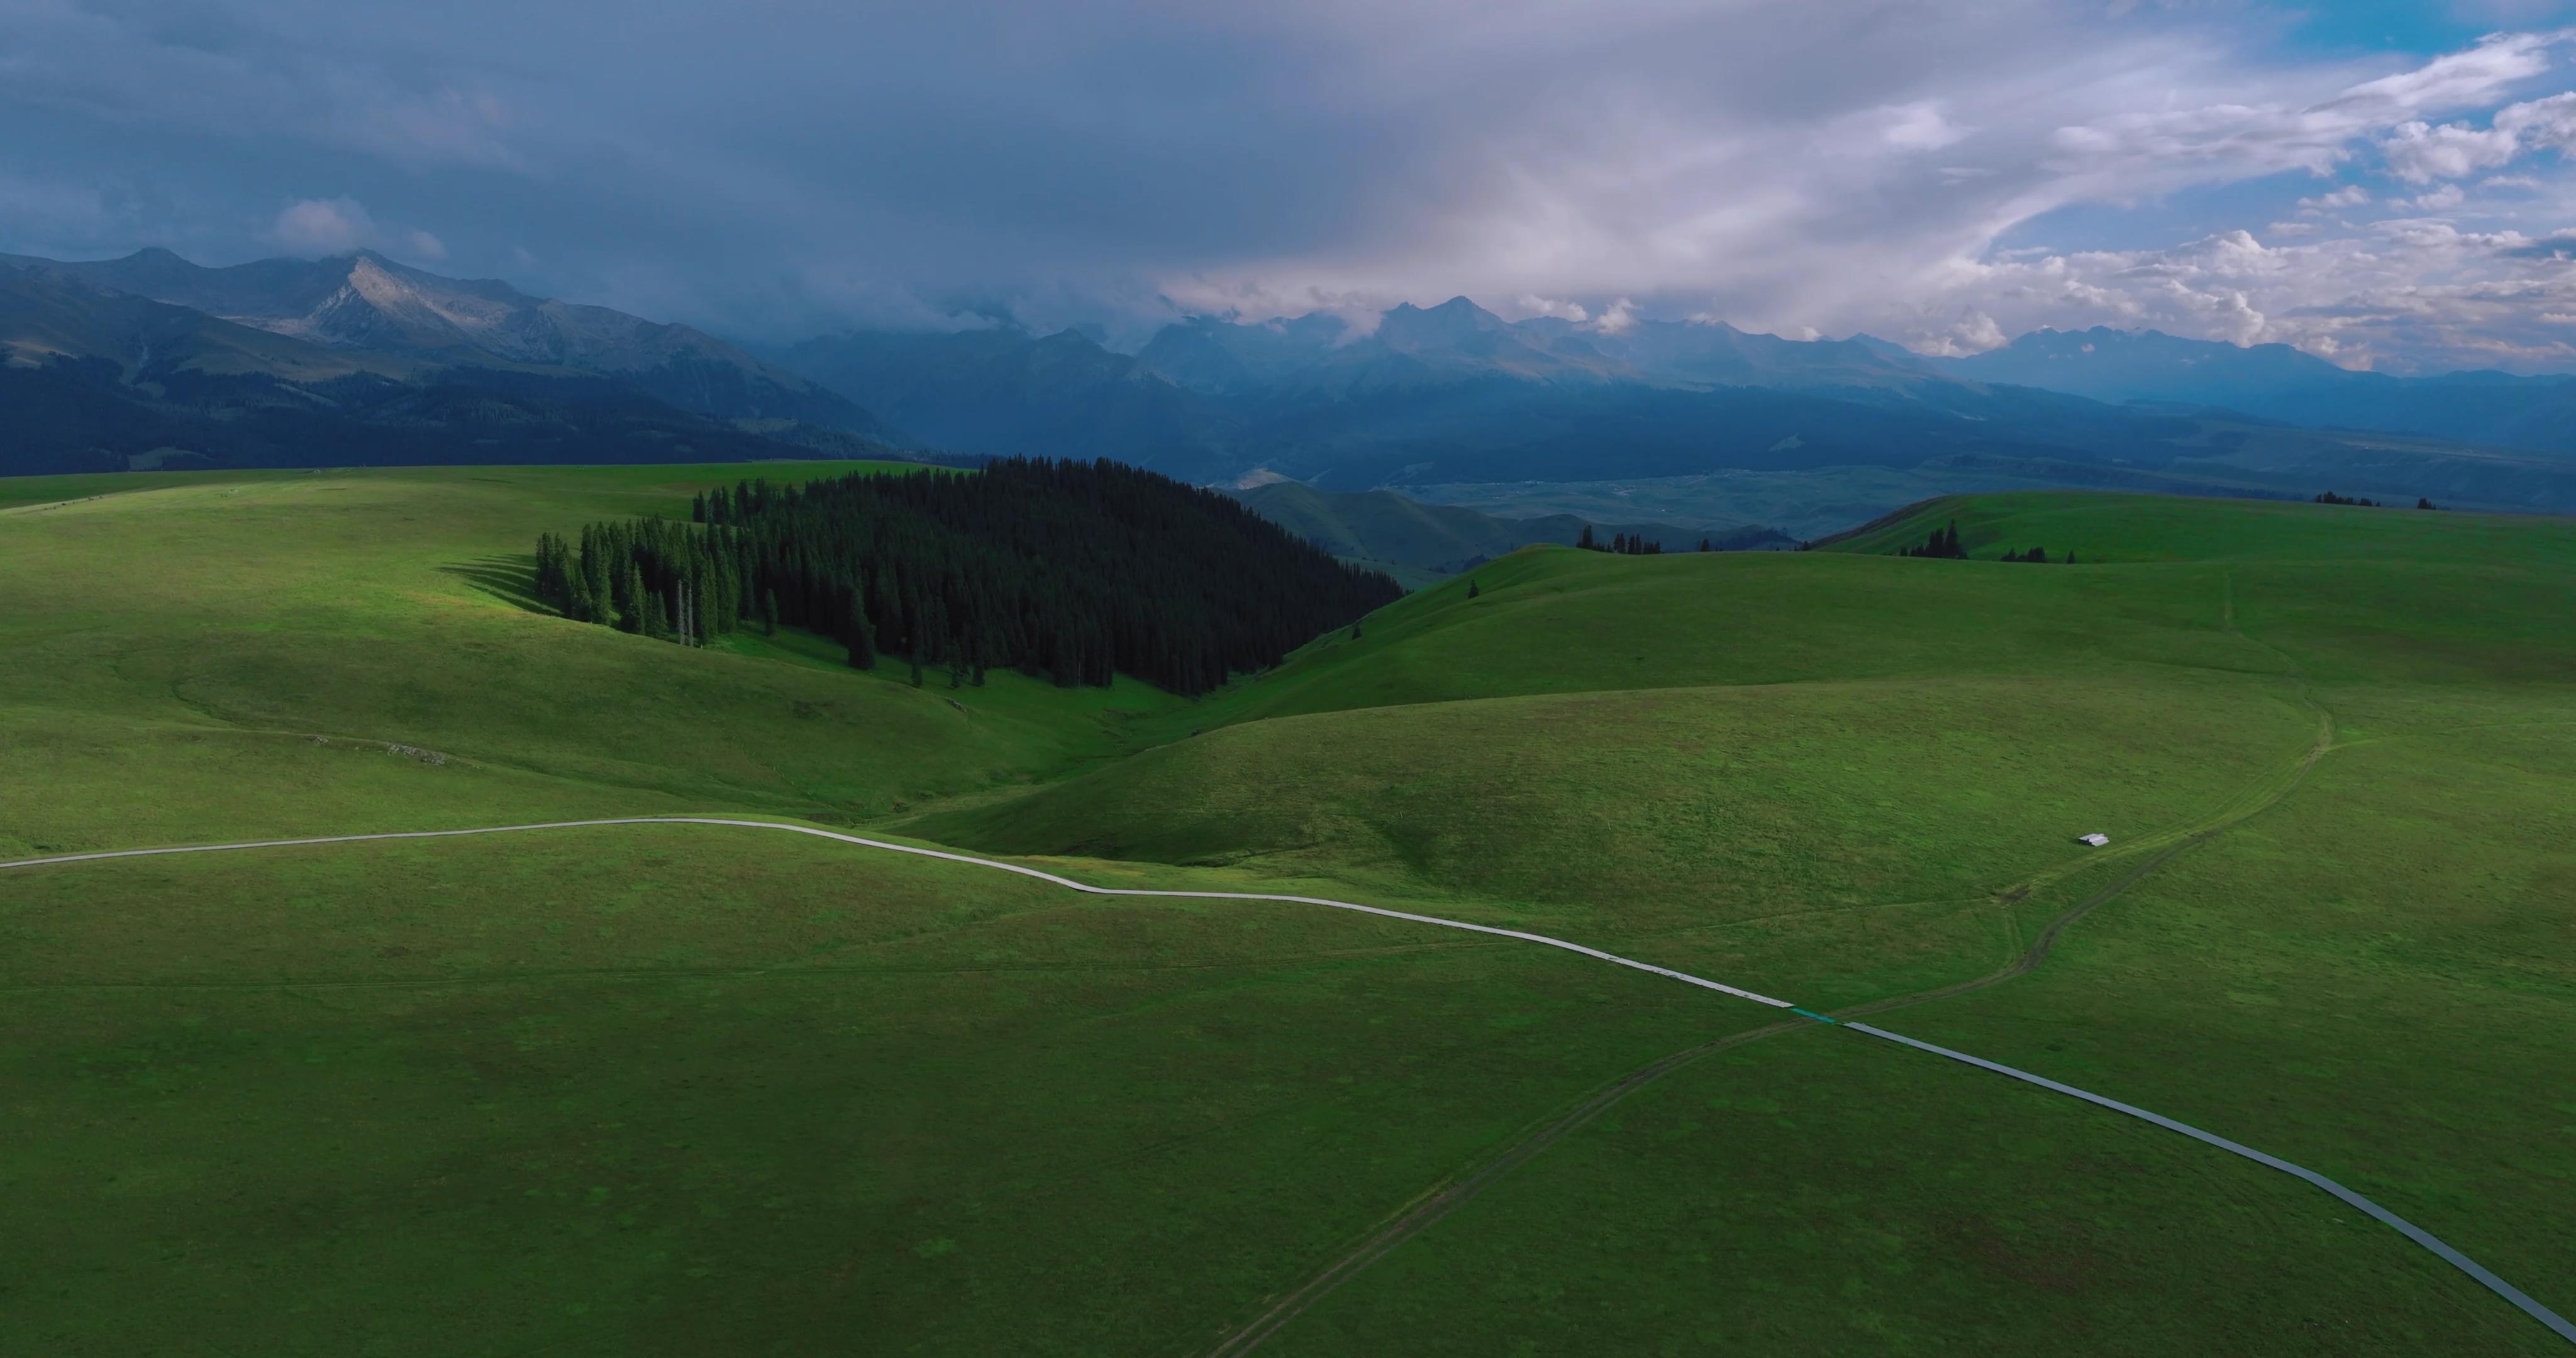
xmin=535 ymin=458 xmax=1398 ymax=692
xmin=613 ymin=560 xmax=643 ymax=632
xmin=1467 ymin=578 xmax=1481 ymax=599
xmin=1699 ymin=538 xmax=1713 ymax=552
xmin=1577 ymin=524 xmax=1597 ymax=550
xmin=2418 ymin=497 xmax=2438 ymax=510
xmin=845 ymin=595 xmax=876 ymax=670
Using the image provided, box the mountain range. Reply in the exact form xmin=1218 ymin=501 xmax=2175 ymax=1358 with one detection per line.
xmin=775 ymin=296 xmax=2576 ymax=511
xmin=0 ymin=248 xmax=901 ymax=475
xmin=8 ymin=248 xmax=2576 ymax=519
xmin=1932 ymin=326 xmax=2576 ymax=450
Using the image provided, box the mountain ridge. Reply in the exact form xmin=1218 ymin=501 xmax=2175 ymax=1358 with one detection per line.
xmin=0 ymin=248 xmax=898 ymax=440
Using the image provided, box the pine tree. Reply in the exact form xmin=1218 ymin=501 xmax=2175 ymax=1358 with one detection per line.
xmin=1700 ymin=538 xmax=1713 ymax=552
xmin=1577 ymin=524 xmax=1597 ymax=550
xmin=614 ymin=560 xmax=643 ymax=632
xmin=845 ymin=595 xmax=876 ymax=670
xmin=1467 ymin=579 xmax=1481 ymax=599
xmin=762 ymin=589 xmax=779 ymax=636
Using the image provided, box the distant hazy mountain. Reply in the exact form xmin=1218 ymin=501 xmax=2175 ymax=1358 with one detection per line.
xmin=0 ymin=248 xmax=896 ymax=439
xmin=1236 ymin=480 xmax=1792 ymax=578
xmin=777 ymin=315 xmax=2229 ymax=490
xmin=1936 ymin=326 xmax=2576 ymax=450
xmin=775 ymin=326 xmax=1246 ymax=480
xmin=15 ymin=248 xmax=2574 ymax=519
xmin=0 ymin=253 xmax=909 ymax=476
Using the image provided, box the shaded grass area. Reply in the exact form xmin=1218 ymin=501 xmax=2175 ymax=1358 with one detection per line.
xmin=0 ymin=825 xmax=1777 ymax=1356
xmin=1265 ymin=1022 xmax=2563 ymax=1357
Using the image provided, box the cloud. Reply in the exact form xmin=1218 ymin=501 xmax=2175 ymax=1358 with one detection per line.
xmin=1 ymin=3 xmax=2572 ymax=370
xmin=267 ymin=197 xmax=445 ymax=261
xmin=1878 ymin=101 xmax=1967 ymax=151
xmin=1512 ymin=294 xmax=1590 ymax=322
xmin=2381 ymin=119 xmax=2524 ymax=182
xmin=2501 ymin=231 xmax=2576 ymax=260
xmin=1884 ymin=223 xmax=2576 ymax=372
xmin=0 ymin=170 xmax=114 ymax=246
xmin=2496 ymin=91 xmax=2576 ymax=152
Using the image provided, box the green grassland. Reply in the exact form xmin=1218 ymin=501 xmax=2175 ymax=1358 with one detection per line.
xmin=3 ymin=470 xmax=2571 ymax=1353
xmin=1 ymin=825 xmax=1779 ymax=1355
xmin=0 ymin=463 xmax=1175 ymax=856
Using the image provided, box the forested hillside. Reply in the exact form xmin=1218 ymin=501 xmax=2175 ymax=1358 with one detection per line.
xmin=537 ymin=458 xmax=1399 ymax=695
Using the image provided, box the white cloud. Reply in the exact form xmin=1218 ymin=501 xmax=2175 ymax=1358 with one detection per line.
xmin=1879 ymin=101 xmax=1967 ymax=151
xmin=1590 ymin=297 xmax=1639 ymax=335
xmin=2381 ymin=119 xmax=2523 ymax=182
xmin=2401 ymin=184 xmax=2468 ymax=211
xmin=1512 ymin=294 xmax=1589 ymax=322
xmin=1882 ymin=223 xmax=2576 ymax=373
xmin=2496 ymin=91 xmax=2576 ymax=153
xmin=2297 ymin=184 xmax=2371 ymax=214
xmin=267 ymin=197 xmax=445 ymax=262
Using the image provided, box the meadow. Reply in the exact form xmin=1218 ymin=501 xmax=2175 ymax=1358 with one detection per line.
xmin=2 ymin=470 xmax=2568 ymax=1353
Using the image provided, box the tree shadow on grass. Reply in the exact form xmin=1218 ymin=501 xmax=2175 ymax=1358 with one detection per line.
xmin=441 ymin=555 xmax=552 ymax=616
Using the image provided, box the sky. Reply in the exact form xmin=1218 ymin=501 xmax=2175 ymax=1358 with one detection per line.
xmin=6 ymin=0 xmax=2576 ymax=372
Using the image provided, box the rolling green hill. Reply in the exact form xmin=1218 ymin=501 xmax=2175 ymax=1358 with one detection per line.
xmin=3 ymin=470 xmax=2569 ymax=1354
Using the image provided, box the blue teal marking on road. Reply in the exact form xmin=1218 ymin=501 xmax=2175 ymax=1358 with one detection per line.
xmin=1790 ymin=1007 xmax=1838 ymax=1024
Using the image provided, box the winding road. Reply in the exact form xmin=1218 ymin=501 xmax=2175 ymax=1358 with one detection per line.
xmin=6 ymin=814 xmax=2568 ymax=1349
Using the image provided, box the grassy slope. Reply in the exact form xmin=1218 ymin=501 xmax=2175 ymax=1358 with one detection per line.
xmin=4 ymin=472 xmax=2570 ymax=1352
xmin=917 ymin=494 xmax=2565 ymax=1350
xmin=0 ymin=463 xmax=1178 ymax=856
xmin=1233 ymin=493 xmax=2575 ymax=1350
